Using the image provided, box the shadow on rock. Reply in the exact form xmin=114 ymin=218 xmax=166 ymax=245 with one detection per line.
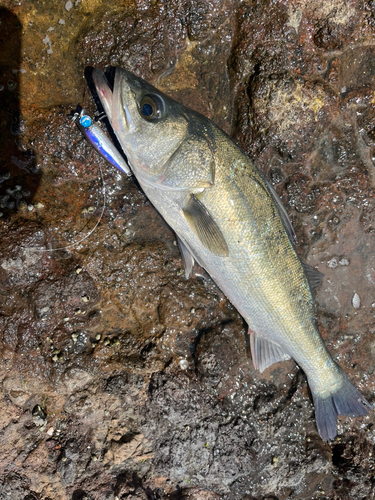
xmin=0 ymin=8 xmax=39 ymax=220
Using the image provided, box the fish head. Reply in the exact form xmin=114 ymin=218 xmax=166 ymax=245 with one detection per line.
xmin=93 ymin=67 xmax=189 ymax=183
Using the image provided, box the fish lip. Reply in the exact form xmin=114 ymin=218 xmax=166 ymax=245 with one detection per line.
xmin=113 ymin=67 xmax=136 ymax=135
xmin=92 ymin=67 xmax=135 ymax=136
xmin=92 ymin=68 xmax=113 ymax=121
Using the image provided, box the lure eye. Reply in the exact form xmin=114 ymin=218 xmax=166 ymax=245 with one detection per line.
xmin=79 ymin=115 xmax=92 ymax=128
xmin=139 ymin=95 xmax=165 ymax=121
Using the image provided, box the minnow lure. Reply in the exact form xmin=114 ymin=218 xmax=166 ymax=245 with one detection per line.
xmin=71 ymin=107 xmax=131 ymax=176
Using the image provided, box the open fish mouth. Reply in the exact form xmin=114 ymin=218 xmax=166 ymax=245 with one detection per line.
xmin=92 ymin=68 xmax=113 ymax=121
xmin=92 ymin=67 xmax=135 ymax=137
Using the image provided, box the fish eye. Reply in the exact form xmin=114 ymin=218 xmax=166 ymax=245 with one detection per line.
xmin=139 ymin=95 xmax=165 ymax=121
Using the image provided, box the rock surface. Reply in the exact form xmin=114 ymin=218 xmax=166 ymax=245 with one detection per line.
xmin=0 ymin=0 xmax=375 ymax=499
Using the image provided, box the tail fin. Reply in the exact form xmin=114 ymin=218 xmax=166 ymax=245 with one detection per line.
xmin=311 ymin=369 xmax=371 ymax=441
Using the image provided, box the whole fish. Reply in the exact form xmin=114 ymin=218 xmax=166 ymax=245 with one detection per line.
xmin=90 ymin=66 xmax=370 ymax=440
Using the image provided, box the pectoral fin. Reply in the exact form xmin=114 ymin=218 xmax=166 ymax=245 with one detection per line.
xmin=249 ymin=329 xmax=291 ymax=373
xmin=182 ymin=194 xmax=229 ymax=257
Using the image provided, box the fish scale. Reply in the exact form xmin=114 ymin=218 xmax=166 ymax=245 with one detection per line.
xmin=193 ymin=138 xmax=311 ymax=336
xmin=89 ymin=66 xmax=371 ymax=440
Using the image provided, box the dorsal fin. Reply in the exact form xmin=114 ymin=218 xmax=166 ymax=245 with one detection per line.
xmin=264 ymin=180 xmax=323 ymax=295
xmin=302 ymin=262 xmax=324 ymax=295
xmin=265 ymin=179 xmax=296 ymax=246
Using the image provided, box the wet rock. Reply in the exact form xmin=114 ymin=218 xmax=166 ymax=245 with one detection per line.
xmin=0 ymin=0 xmax=375 ymax=499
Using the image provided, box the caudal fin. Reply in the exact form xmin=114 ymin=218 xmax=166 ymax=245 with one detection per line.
xmin=311 ymin=370 xmax=371 ymax=441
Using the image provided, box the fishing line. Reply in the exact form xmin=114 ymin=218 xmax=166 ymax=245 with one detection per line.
xmin=20 ymin=160 xmax=106 ymax=253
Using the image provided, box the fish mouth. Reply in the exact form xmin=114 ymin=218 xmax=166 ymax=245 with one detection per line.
xmin=92 ymin=67 xmax=135 ymax=138
xmin=92 ymin=68 xmax=113 ymax=120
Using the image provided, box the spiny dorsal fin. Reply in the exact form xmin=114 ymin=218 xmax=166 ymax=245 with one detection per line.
xmin=302 ymin=262 xmax=324 ymax=295
xmin=182 ymin=194 xmax=229 ymax=257
xmin=265 ymin=178 xmax=324 ymax=295
xmin=249 ymin=329 xmax=291 ymax=373
xmin=265 ymin=179 xmax=297 ymax=246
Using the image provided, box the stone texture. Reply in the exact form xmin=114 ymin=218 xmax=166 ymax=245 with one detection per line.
xmin=0 ymin=0 xmax=375 ymax=499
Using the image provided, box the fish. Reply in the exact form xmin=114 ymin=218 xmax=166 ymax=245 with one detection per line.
xmin=88 ymin=66 xmax=371 ymax=440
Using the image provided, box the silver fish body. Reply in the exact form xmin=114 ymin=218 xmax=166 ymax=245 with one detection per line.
xmin=92 ymin=67 xmax=370 ymax=440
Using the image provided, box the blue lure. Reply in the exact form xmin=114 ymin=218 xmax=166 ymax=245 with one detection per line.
xmin=71 ymin=108 xmax=131 ymax=176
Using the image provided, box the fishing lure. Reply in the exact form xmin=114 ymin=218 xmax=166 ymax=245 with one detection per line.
xmin=71 ymin=107 xmax=131 ymax=176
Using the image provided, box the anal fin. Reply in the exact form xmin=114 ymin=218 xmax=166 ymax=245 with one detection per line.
xmin=249 ymin=329 xmax=291 ymax=373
